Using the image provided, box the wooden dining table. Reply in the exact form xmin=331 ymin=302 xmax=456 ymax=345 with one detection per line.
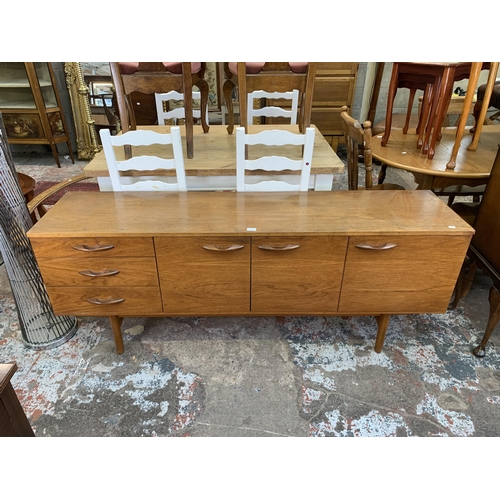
xmin=371 ymin=124 xmax=500 ymax=191
xmin=84 ymin=123 xmax=344 ymax=191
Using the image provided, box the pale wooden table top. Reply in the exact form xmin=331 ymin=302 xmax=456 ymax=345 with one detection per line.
xmin=84 ymin=124 xmax=344 ymax=178
xmin=371 ymin=125 xmax=500 ymax=179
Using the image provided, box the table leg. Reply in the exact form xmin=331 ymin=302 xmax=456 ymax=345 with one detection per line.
xmin=446 ymin=63 xmax=483 ymax=169
xmin=403 ymin=88 xmax=417 ymax=134
xmin=422 ymin=77 xmax=443 ymax=154
xmin=426 ymin=68 xmax=455 ymax=159
xmin=418 ymin=80 xmax=438 ymax=149
xmin=381 ymin=63 xmax=400 ymax=147
xmin=313 ymin=173 xmax=334 ymax=191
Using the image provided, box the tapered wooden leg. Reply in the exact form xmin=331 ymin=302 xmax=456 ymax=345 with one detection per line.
xmin=446 ymin=63 xmax=482 ymax=169
xmin=403 ymin=88 xmax=416 ymax=134
xmin=473 ymin=286 xmax=500 ymax=358
xmin=197 ymin=78 xmax=210 ymax=134
xmin=109 ymin=315 xmax=124 ymax=354
xmin=426 ymin=69 xmax=455 ymax=159
xmin=468 ymin=62 xmax=500 ymax=152
xmin=381 ymin=65 xmax=399 ymax=147
xmin=374 ymin=314 xmax=390 ymax=353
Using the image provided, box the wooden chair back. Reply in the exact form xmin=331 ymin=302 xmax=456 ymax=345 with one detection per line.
xmin=155 ymin=90 xmax=209 ymax=126
xmin=223 ymin=62 xmax=317 ymax=135
xmin=99 ymin=127 xmax=187 ymax=192
xmin=247 ymin=89 xmax=299 ymax=125
xmin=109 ymin=62 xmax=209 ymax=158
xmin=340 ymin=105 xmax=405 ymax=191
xmin=235 ymin=126 xmax=315 ymax=192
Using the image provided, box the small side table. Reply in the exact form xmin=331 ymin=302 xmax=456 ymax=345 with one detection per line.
xmin=0 ymin=363 xmax=35 ymax=437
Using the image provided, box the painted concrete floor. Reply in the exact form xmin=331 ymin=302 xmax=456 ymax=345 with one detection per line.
xmin=2 ymin=147 xmax=500 ymax=439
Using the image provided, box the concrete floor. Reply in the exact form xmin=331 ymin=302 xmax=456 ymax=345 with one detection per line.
xmin=2 ymin=144 xmax=500 ymax=440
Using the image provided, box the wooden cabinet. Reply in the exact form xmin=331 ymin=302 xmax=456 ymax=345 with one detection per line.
xmin=0 ymin=62 xmax=74 ymax=167
xmin=311 ymin=62 xmax=359 ymax=150
xmin=27 ymin=190 xmax=474 ymax=355
xmin=265 ymin=63 xmax=359 ymax=150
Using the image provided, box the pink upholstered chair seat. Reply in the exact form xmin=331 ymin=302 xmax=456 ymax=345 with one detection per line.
xmin=119 ymin=62 xmax=203 ymax=74
xmin=227 ymin=62 xmax=309 ymax=75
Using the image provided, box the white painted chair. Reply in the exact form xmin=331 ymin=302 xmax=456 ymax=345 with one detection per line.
xmin=99 ymin=127 xmax=187 ymax=191
xmin=247 ymin=89 xmax=299 ymax=125
xmin=235 ymin=126 xmax=315 ymax=191
xmin=155 ymin=90 xmax=209 ymax=126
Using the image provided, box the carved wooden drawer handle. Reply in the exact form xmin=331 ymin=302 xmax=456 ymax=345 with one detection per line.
xmin=257 ymin=244 xmax=300 ymax=251
xmin=86 ymin=297 xmax=125 ymax=305
xmin=202 ymin=244 xmax=244 ymax=251
xmin=79 ymin=269 xmax=120 ymax=277
xmin=72 ymin=244 xmax=114 ymax=252
xmin=355 ymin=243 xmax=398 ymax=250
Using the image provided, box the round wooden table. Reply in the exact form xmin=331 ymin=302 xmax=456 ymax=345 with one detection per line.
xmin=371 ymin=125 xmax=500 ymax=191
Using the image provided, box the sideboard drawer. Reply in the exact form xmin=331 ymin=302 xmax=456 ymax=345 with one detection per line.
xmin=37 ymin=257 xmax=159 ymax=287
xmin=46 ymin=286 xmax=163 ymax=316
xmin=251 ymin=236 xmax=348 ymax=314
xmin=339 ymin=235 xmax=471 ymax=314
xmin=30 ymin=237 xmax=155 ymax=259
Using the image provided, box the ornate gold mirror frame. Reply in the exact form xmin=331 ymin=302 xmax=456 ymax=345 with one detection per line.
xmin=63 ymin=62 xmax=100 ymax=161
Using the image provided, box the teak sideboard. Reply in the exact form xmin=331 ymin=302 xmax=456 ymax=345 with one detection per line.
xmin=26 ymin=190 xmax=474 ymax=355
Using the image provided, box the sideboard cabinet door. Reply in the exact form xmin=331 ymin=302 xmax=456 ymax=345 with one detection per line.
xmin=251 ymin=236 xmax=348 ymax=314
xmin=338 ymin=235 xmax=472 ymax=314
xmin=156 ymin=236 xmax=251 ymax=314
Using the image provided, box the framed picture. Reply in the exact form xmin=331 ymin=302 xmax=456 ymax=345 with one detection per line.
xmin=3 ymin=113 xmax=44 ymax=139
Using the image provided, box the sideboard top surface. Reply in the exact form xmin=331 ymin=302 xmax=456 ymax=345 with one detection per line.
xmin=27 ymin=190 xmax=474 ymax=238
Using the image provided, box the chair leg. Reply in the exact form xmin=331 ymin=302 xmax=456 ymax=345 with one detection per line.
xmin=473 ymin=286 xmax=500 ymax=358
xmin=451 ymin=258 xmax=477 ymax=309
xmin=378 ymin=164 xmax=387 ymax=184
xmin=223 ymin=79 xmax=236 ymax=134
xmin=197 ymin=78 xmax=210 ymax=134
xmin=182 ymin=63 xmax=194 ymax=159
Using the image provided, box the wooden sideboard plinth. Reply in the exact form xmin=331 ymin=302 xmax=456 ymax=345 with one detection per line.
xmin=27 ymin=191 xmax=474 ymax=354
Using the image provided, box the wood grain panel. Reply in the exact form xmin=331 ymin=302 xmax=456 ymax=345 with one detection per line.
xmin=316 ymin=62 xmax=358 ymax=74
xmin=313 ymin=77 xmax=354 ymax=106
xmin=30 ymin=237 xmax=155 ymax=258
xmin=27 ymin=191 xmax=474 ymax=238
xmin=46 ymin=286 xmax=162 ymax=315
xmin=311 ymin=108 xmax=345 ymax=136
xmin=155 ymin=236 xmax=251 ymax=314
xmin=339 ymin=235 xmax=471 ymax=314
xmin=252 ymin=236 xmax=348 ymax=313
xmin=37 ymin=257 xmax=158 ymax=287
